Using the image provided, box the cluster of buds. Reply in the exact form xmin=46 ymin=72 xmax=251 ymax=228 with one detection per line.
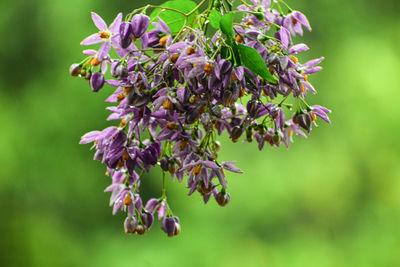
xmin=71 ymin=0 xmax=330 ymax=237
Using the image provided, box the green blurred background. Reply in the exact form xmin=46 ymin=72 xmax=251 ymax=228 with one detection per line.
xmin=1 ymin=0 xmax=400 ymax=266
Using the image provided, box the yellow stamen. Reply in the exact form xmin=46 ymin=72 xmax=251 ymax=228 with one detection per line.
xmin=159 ymin=36 xmax=168 ymax=47
xmin=122 ymin=150 xmax=130 ymax=161
xmin=187 ymin=47 xmax=195 ymax=55
xmin=311 ymin=113 xmax=317 ymax=122
xmin=123 ymin=87 xmax=132 ymax=94
xmin=232 ymin=73 xmax=238 ymax=82
xmin=123 ymin=194 xmax=132 ymax=206
xmin=204 ymin=63 xmax=213 ymax=75
xmin=193 ymin=165 xmax=203 ymax=176
xmin=170 ymin=54 xmax=179 ymax=64
xmin=235 ymin=35 xmax=243 ymax=44
xmin=166 ymin=122 xmax=176 ymax=130
xmin=90 ymin=57 xmax=101 ymax=66
xmin=98 ymin=31 xmax=110 ymax=39
xmin=290 ymin=56 xmax=298 ymax=65
xmin=163 ymin=98 xmax=172 ymax=110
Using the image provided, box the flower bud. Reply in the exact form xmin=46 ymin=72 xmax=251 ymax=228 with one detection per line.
xmin=186 ymin=108 xmax=200 ymax=124
xmin=84 ymin=71 xmax=92 ymax=80
xmin=115 ymin=64 xmax=128 ymax=78
xmin=200 ymin=113 xmax=211 ymax=125
xmin=272 ymin=133 xmax=281 ymax=143
xmin=160 ymin=157 xmax=169 ymax=172
xmin=162 ymin=216 xmax=181 ymax=237
xmin=246 ymin=127 xmax=253 ymax=142
xmin=131 ymin=14 xmax=150 ymax=39
xmin=216 ymin=191 xmax=230 ymax=207
xmin=141 ymin=212 xmax=154 ymax=229
xmin=211 ymin=105 xmax=222 ymax=118
xmin=119 ymin=22 xmax=134 ymax=49
xmin=90 ymin=72 xmax=105 ymax=92
xmin=124 ymin=216 xmax=138 ymax=234
xmin=69 ymin=63 xmax=81 ymax=76
xmin=251 ymin=12 xmax=265 ymax=20
xmin=230 ymin=126 xmax=243 ymax=142
xmin=135 ymin=224 xmax=146 ymax=235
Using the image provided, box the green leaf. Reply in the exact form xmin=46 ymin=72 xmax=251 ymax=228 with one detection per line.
xmin=209 ymin=9 xmax=222 ymax=29
xmin=149 ymin=0 xmax=198 ymax=35
xmin=237 ymin=44 xmax=277 ymax=84
xmin=219 ymin=13 xmax=234 ymax=37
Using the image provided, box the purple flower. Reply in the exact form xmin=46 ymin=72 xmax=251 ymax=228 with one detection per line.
xmin=80 ymin=12 xmax=122 ymax=60
xmin=283 ymin=11 xmax=312 ymax=37
xmin=74 ymin=2 xmax=330 ymax=236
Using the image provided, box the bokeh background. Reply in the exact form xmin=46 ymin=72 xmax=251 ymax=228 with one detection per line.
xmin=1 ymin=0 xmax=400 ymax=266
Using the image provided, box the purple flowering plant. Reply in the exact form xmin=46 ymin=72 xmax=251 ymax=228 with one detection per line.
xmin=70 ymin=0 xmax=331 ymax=237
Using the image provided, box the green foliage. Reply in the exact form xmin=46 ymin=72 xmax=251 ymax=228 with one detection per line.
xmin=238 ymin=44 xmax=277 ymax=83
xmin=209 ymin=9 xmax=222 ymax=29
xmin=219 ymin=13 xmax=234 ymax=37
xmin=149 ymin=0 xmax=198 ymax=34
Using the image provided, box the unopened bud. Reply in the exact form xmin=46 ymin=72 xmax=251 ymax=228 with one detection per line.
xmin=124 ymin=216 xmax=138 ymax=234
xmin=160 ymin=157 xmax=169 ymax=172
xmin=162 ymin=216 xmax=181 ymax=237
xmin=90 ymin=72 xmax=104 ymax=92
xmin=216 ymin=191 xmax=230 ymax=207
xmin=135 ymin=224 xmax=146 ymax=235
xmin=230 ymin=126 xmax=244 ymax=142
xmin=119 ymin=22 xmax=134 ymax=49
xmin=211 ymin=105 xmax=222 ymax=118
xmin=115 ymin=65 xmax=128 ymax=78
xmin=69 ymin=63 xmax=81 ymax=76
xmin=246 ymin=127 xmax=253 ymax=142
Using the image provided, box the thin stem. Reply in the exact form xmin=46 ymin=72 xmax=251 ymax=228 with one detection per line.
xmin=187 ymin=0 xmax=209 ymax=17
xmin=161 ymin=171 xmax=166 ymax=199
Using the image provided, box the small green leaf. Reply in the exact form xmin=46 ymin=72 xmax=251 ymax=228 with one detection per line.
xmin=209 ymin=9 xmax=222 ymax=29
xmin=149 ymin=0 xmax=198 ymax=34
xmin=219 ymin=13 xmax=234 ymax=37
xmin=238 ymin=44 xmax=277 ymax=84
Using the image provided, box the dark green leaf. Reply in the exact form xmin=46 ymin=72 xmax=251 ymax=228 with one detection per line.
xmin=149 ymin=0 xmax=198 ymax=34
xmin=209 ymin=9 xmax=222 ymax=29
xmin=219 ymin=13 xmax=234 ymax=37
xmin=238 ymin=44 xmax=277 ymax=84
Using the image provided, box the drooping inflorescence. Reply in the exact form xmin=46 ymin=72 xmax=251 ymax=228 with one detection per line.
xmin=71 ymin=0 xmax=331 ymax=237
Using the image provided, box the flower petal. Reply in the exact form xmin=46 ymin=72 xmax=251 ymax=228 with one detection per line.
xmin=80 ymin=33 xmax=102 ymax=45
xmin=91 ymin=12 xmax=107 ymax=31
xmin=109 ymin=12 xmax=123 ymax=33
xmin=288 ymin=43 xmax=309 ymax=54
xmin=98 ymin=41 xmax=111 ymax=61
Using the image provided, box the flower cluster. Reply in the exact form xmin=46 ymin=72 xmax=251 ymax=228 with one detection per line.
xmin=70 ymin=0 xmax=331 ymax=236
